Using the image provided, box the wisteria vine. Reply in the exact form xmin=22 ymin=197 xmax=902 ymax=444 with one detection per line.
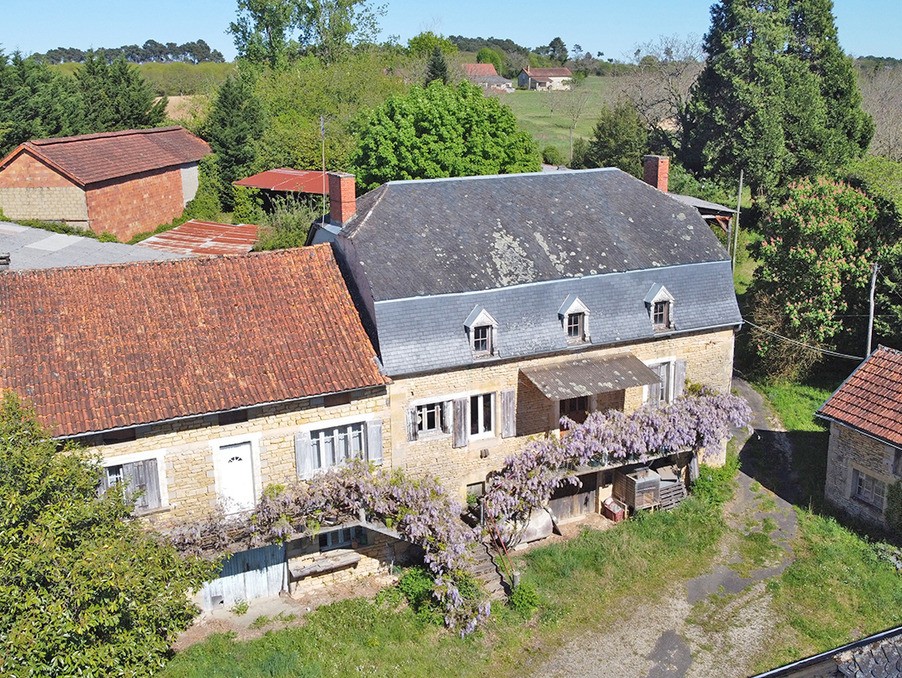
xmin=169 ymin=461 xmax=490 ymax=635
xmin=483 ymin=389 xmax=751 ymax=533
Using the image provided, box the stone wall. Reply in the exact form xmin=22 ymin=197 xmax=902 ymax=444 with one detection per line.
xmin=88 ymin=387 xmax=390 ymax=528
xmin=0 ymin=152 xmax=88 ymax=225
xmin=390 ymin=328 xmax=735 ymax=498
xmin=824 ymin=421 xmax=901 ymax=528
xmin=85 ymin=168 xmax=186 ymax=241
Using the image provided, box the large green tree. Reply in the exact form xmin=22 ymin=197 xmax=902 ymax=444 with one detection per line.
xmin=683 ymin=0 xmax=872 ymax=195
xmin=580 ymin=101 xmax=649 ymax=176
xmin=75 ymin=52 xmax=167 ymax=132
xmin=0 ymin=392 xmax=213 ymax=676
xmin=350 ymin=81 xmax=541 ymax=190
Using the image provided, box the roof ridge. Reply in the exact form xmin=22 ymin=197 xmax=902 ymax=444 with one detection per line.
xmin=382 ymin=167 xmax=615 ymax=187
xmin=28 ymin=126 xmax=185 ymax=147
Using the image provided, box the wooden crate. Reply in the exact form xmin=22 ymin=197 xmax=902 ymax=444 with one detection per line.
xmin=613 ymin=467 xmax=661 ymax=511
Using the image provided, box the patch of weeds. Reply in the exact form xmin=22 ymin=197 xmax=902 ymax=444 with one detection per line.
xmin=509 ymin=581 xmax=540 ymax=618
xmin=249 ymin=615 xmax=272 ymax=630
xmin=761 ymin=517 xmax=778 ymax=534
xmin=230 ymin=599 xmax=249 ymax=616
xmin=687 ymin=588 xmax=739 ymax=634
xmin=274 ymin=611 xmax=297 ymax=624
xmin=732 ymin=529 xmax=782 ymax=577
xmin=759 ymin=494 xmax=778 ymax=512
xmin=749 ymin=480 xmax=762 ymax=493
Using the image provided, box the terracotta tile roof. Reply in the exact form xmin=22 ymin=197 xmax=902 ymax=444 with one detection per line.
xmin=524 ymin=67 xmax=573 ymax=78
xmin=818 ymin=346 xmax=902 ymax=447
xmin=0 ymin=127 xmax=210 ymax=186
xmin=138 ymin=220 xmax=258 ymax=256
xmin=234 ymin=168 xmax=330 ymax=194
xmin=463 ymin=63 xmax=498 ymax=78
xmin=0 ymin=246 xmax=387 ymax=436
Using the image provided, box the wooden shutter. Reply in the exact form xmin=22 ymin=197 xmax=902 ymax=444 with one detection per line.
xmin=647 ymin=365 xmax=662 ymax=403
xmin=673 ymin=359 xmax=687 ymax=399
xmin=442 ymin=401 xmax=453 ymax=434
xmin=366 ymin=419 xmax=383 ymax=465
xmin=501 ymin=389 xmax=516 ymax=438
xmin=123 ymin=459 xmax=160 ymax=511
xmin=141 ymin=459 xmax=161 ymax=510
xmin=452 ymin=398 xmax=468 ymax=448
xmin=406 ymin=407 xmax=419 ymax=442
xmin=295 ymin=431 xmax=315 ymax=479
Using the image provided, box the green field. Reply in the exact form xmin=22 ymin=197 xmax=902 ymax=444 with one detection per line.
xmin=50 ymin=61 xmax=234 ymax=96
xmin=503 ymin=76 xmax=615 ymax=162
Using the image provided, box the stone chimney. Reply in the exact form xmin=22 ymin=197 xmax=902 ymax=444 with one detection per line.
xmin=0 ymin=253 xmax=9 ymax=272
xmin=643 ymin=155 xmax=670 ymax=193
xmin=328 ymin=172 xmax=357 ymax=225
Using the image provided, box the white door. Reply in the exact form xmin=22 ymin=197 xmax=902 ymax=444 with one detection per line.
xmin=216 ymin=442 xmax=256 ymax=513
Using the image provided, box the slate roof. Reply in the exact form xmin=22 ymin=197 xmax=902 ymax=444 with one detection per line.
xmin=0 ymin=222 xmax=184 ymax=270
xmin=0 ymin=246 xmax=387 ymax=437
xmin=137 ymin=220 xmax=258 ymax=256
xmin=817 ymin=346 xmax=902 ymax=447
xmin=0 ymin=127 xmax=210 ymax=186
xmin=340 ymin=169 xmax=730 ymax=302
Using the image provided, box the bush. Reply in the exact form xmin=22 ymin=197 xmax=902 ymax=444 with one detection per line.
xmin=397 ymin=567 xmax=443 ymax=624
xmin=254 ymin=196 xmax=320 ymax=251
xmin=509 ymin=581 xmax=540 ymax=616
xmin=232 ymin=185 xmax=265 ymax=224
xmin=184 ymin=156 xmax=223 ymax=221
xmin=542 ymin=145 xmax=564 ymax=166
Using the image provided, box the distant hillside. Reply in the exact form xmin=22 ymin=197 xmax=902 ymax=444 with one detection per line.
xmin=50 ymin=61 xmax=235 ymax=97
xmin=34 ymin=39 xmax=225 ymax=65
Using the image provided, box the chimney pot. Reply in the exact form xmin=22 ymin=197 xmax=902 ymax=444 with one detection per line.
xmin=643 ymin=155 xmax=670 ymax=193
xmin=328 ymin=172 xmax=356 ymax=226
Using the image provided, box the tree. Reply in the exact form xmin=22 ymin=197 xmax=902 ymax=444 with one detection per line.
xmin=550 ymin=84 xmax=592 ymax=165
xmin=425 ymin=46 xmax=450 ymax=85
xmin=407 ymin=31 xmax=456 ymax=58
xmin=476 ymin=47 xmax=503 ymax=75
xmin=204 ymin=73 xmax=265 ymax=210
xmin=0 ymin=392 xmax=213 ymax=676
xmin=350 ymin=81 xmax=541 ymax=190
xmin=683 ymin=0 xmax=872 ymax=196
xmin=75 ymin=52 xmax=166 ymax=132
xmin=580 ymin=101 xmax=649 ymax=177
xmin=748 ymin=178 xmax=877 ymax=377
xmin=540 ymin=37 xmax=568 ymax=65
xmin=229 ymin=0 xmax=298 ymax=67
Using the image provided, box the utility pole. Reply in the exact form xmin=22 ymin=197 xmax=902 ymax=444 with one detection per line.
xmin=320 ymin=115 xmax=327 ymax=224
xmin=731 ymin=170 xmax=743 ymax=270
xmin=866 ymin=262 xmax=879 ymax=356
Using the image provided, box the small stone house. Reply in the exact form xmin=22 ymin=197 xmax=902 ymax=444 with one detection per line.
xmin=462 ymin=63 xmax=514 ymax=93
xmin=0 ymin=127 xmax=209 ymax=241
xmin=517 ymin=66 xmax=573 ymax=90
xmin=818 ymin=346 xmax=902 ymax=531
xmin=0 ymin=246 xmax=408 ymax=608
xmin=317 ymin=168 xmax=742 ymax=520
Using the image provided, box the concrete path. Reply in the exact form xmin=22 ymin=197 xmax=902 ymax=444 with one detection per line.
xmin=531 ymin=379 xmax=801 ymax=678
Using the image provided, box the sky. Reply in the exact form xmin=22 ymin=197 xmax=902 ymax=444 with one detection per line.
xmin=1 ymin=0 xmax=899 ymax=61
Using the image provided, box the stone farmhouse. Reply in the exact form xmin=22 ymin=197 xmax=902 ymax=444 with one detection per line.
xmin=318 ymin=167 xmax=742 ymax=520
xmin=0 ymin=127 xmax=209 ymax=241
xmin=461 ymin=63 xmax=514 ymax=93
xmin=517 ymin=66 xmax=573 ymax=90
xmin=818 ymin=346 xmax=902 ymax=531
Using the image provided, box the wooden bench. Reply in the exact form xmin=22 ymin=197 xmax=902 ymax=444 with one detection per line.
xmin=288 ymin=550 xmax=362 ymax=582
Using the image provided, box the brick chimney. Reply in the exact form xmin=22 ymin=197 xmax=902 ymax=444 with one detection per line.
xmin=0 ymin=253 xmax=9 ymax=272
xmin=643 ymin=155 xmax=670 ymax=193
xmin=328 ymin=172 xmax=356 ymax=225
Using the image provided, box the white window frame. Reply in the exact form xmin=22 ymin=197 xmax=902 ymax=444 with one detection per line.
xmin=852 ymin=468 xmax=887 ymax=510
xmin=559 ymin=295 xmax=591 ymax=343
xmin=643 ymin=358 xmax=675 ymax=404
xmin=416 ymin=400 xmax=447 ymax=435
xmin=101 ymin=449 xmax=169 ymax=511
xmin=296 ymin=413 xmax=380 ymax=478
xmin=645 ymin=284 xmax=675 ymax=331
xmin=309 ymin=421 xmax=367 ymax=470
xmin=472 ymin=324 xmax=494 ymax=355
xmin=469 ymin=393 xmax=496 ymax=440
xmin=464 ymin=306 xmax=499 ymax=358
xmin=210 ymin=433 xmax=263 ymax=514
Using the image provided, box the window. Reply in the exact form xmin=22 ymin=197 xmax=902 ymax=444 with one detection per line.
xmin=853 ymin=470 xmax=886 ymax=509
xmin=311 ymin=422 xmax=366 ymax=470
xmin=472 ymin=324 xmax=493 ymax=355
xmin=102 ymin=459 xmax=161 ymax=513
xmin=417 ymin=402 xmax=448 ymax=434
xmin=566 ymin=312 xmax=585 ymax=341
xmin=653 ymin=300 xmax=670 ymax=328
xmin=470 ymin=393 xmax=495 ymax=437
xmin=647 ymin=362 xmax=673 ymax=404
xmin=560 ymin=396 xmax=590 ymax=426
xmin=319 ymin=527 xmax=360 ymax=551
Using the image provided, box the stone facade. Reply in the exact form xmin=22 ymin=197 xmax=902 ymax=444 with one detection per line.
xmin=0 ymin=152 xmax=88 ymax=226
xmin=390 ymin=328 xmax=736 ymax=498
xmin=824 ymin=421 xmax=902 ymax=528
xmin=86 ymin=387 xmax=390 ymax=528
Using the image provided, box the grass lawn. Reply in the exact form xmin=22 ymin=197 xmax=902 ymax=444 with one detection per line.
xmin=161 ymin=464 xmax=734 ymax=677
xmin=504 ymin=76 xmax=614 ymax=161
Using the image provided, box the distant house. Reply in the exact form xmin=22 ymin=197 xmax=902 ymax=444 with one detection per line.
xmin=462 ymin=63 xmax=514 ymax=93
xmin=817 ymin=346 xmax=902 ymax=530
xmin=0 ymin=127 xmax=210 ymax=241
xmin=518 ymin=66 xmax=573 ymax=91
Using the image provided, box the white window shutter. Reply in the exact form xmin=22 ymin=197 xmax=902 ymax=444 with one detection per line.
xmin=452 ymin=398 xmax=468 ymax=448
xmin=366 ymin=419 xmax=383 ymax=465
xmin=295 ymin=431 xmax=315 ymax=479
xmin=673 ymin=359 xmax=687 ymax=398
xmin=442 ymin=401 xmax=453 ymax=434
xmin=501 ymin=389 xmax=516 ymax=438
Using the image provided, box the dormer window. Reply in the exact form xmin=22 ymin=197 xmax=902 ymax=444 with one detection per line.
xmin=645 ymin=284 xmax=675 ymax=331
xmin=559 ymin=295 xmax=590 ymax=343
xmin=464 ymin=306 xmax=498 ymax=358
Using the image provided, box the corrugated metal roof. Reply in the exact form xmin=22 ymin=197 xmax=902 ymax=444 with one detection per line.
xmin=138 ymin=220 xmax=258 ymax=256
xmin=234 ymin=168 xmax=330 ymax=194
xmin=521 ymin=353 xmax=662 ymax=399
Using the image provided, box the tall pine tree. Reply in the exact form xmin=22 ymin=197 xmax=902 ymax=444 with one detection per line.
xmin=425 ymin=47 xmax=450 ymax=85
xmin=75 ymin=52 xmax=166 ymax=132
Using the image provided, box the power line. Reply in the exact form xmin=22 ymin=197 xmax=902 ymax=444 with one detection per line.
xmin=742 ymin=319 xmax=865 ymax=361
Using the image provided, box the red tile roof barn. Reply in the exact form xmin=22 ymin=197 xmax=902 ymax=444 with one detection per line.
xmin=463 ymin=63 xmax=499 ymax=77
xmin=234 ymin=168 xmax=330 ymax=195
xmin=0 ymin=246 xmax=387 ymax=437
xmin=138 ymin=220 xmax=259 ymax=256
xmin=524 ymin=67 xmax=573 ymax=78
xmin=0 ymin=126 xmax=210 ymax=186
xmin=818 ymin=346 xmax=902 ymax=447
